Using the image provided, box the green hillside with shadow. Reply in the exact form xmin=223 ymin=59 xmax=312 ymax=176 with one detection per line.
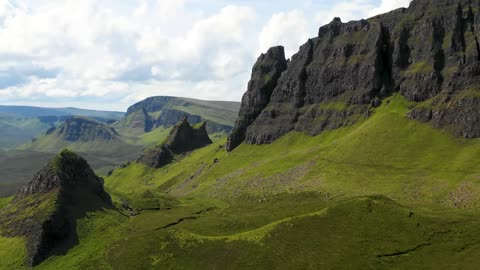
xmin=0 ymin=94 xmax=478 ymax=269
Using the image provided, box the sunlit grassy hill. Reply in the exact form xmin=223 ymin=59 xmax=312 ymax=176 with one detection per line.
xmin=0 ymin=95 xmax=479 ymax=269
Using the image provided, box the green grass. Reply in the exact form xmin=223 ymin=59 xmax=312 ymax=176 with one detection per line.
xmin=105 ymin=195 xmax=480 ymax=270
xmin=0 ymin=197 xmax=12 ymax=210
xmin=172 ymin=105 xmax=237 ymax=127
xmin=1 ymin=94 xmax=480 ymax=268
xmin=0 ymin=191 xmax=59 ymax=232
xmin=405 ymin=61 xmax=434 ymax=75
xmin=136 ymin=127 xmax=172 ymax=146
xmin=18 ymin=128 xmax=138 ymax=155
xmin=106 ymin=95 xmax=480 ymax=206
xmin=36 ymin=209 xmax=126 ymax=270
xmin=0 ymin=117 xmax=52 ymax=150
xmin=0 ymin=236 xmax=27 ymax=270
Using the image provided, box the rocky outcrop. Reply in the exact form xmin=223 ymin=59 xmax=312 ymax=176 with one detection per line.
xmin=153 ymin=109 xmax=231 ymax=134
xmin=228 ymin=0 xmax=480 ymax=149
xmin=226 ymin=46 xmax=288 ymax=151
xmin=0 ymin=150 xmax=112 ymax=267
xmin=409 ymin=95 xmax=480 ymax=138
xmin=137 ymin=117 xmax=212 ymax=168
xmin=53 ymin=116 xmax=121 ymax=142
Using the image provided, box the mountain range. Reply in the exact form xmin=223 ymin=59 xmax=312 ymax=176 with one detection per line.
xmin=0 ymin=106 xmax=124 ymax=150
xmin=0 ymin=97 xmax=240 ymax=199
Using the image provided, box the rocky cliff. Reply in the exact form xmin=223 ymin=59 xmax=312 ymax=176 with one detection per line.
xmin=227 ymin=0 xmax=480 ymax=151
xmin=50 ymin=116 xmax=121 ymax=142
xmin=136 ymin=117 xmax=213 ymax=168
xmin=116 ymin=96 xmax=240 ymax=136
xmin=0 ymin=150 xmax=112 ymax=267
xmin=227 ymin=46 xmax=288 ymax=151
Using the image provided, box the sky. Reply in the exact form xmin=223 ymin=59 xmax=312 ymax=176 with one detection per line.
xmin=0 ymin=0 xmax=411 ymax=111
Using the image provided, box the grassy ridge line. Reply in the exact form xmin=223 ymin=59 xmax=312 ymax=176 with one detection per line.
xmin=174 ymin=207 xmax=328 ymax=243
xmin=106 ymin=195 xmax=480 ymax=269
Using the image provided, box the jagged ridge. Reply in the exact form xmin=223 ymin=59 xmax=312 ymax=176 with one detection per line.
xmin=0 ymin=150 xmax=112 ymax=267
xmin=115 ymin=96 xmax=240 ymax=136
xmin=136 ymin=117 xmax=213 ymax=168
xmin=227 ymin=0 xmax=480 ymax=151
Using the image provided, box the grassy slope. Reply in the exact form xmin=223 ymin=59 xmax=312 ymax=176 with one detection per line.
xmin=18 ymin=133 xmax=138 ymax=154
xmin=0 ymin=197 xmax=12 ymax=210
xmin=36 ymin=209 xmax=126 ymax=270
xmin=160 ymin=97 xmax=240 ymax=127
xmin=172 ymin=103 xmax=238 ymax=127
xmin=0 ymin=117 xmax=52 ymax=150
xmin=106 ymin=94 xmax=480 ymax=206
xmin=1 ymin=94 xmax=480 ymax=269
xmin=125 ymin=127 xmax=172 ymax=147
xmin=0 ymin=106 xmax=125 ymax=150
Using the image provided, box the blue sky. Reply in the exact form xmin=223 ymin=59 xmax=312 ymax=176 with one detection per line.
xmin=0 ymin=0 xmax=410 ymax=111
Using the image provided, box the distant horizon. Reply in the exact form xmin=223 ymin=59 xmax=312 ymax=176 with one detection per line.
xmin=0 ymin=94 xmax=242 ymax=112
xmin=0 ymin=0 xmax=411 ymax=111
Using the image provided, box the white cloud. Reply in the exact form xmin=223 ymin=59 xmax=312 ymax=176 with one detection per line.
xmin=258 ymin=10 xmax=309 ymax=58
xmin=0 ymin=0 xmax=414 ymax=110
xmin=369 ymin=0 xmax=412 ymax=17
xmin=0 ymin=0 xmax=257 ymax=109
xmin=314 ymin=0 xmax=410 ymax=27
xmin=315 ymin=0 xmax=376 ymax=26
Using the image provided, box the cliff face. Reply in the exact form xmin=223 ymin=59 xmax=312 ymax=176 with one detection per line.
xmin=228 ymin=0 xmax=480 ymax=151
xmin=137 ymin=118 xmax=213 ymax=168
xmin=117 ymin=96 xmax=240 ymax=136
xmin=53 ymin=116 xmax=121 ymax=142
xmin=0 ymin=150 xmax=112 ymax=267
xmin=227 ymin=46 xmax=288 ymax=151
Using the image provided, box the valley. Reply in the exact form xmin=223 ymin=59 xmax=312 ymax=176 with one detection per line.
xmin=0 ymin=0 xmax=480 ymax=269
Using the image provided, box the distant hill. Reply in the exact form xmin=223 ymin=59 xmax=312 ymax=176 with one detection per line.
xmin=0 ymin=105 xmax=124 ymax=119
xmin=114 ymin=96 xmax=240 ymax=140
xmin=19 ymin=116 xmax=137 ymax=154
xmin=0 ymin=150 xmax=113 ymax=266
xmin=0 ymin=105 xmax=125 ymax=150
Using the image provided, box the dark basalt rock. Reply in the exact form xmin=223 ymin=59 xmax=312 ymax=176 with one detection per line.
xmin=408 ymin=107 xmax=433 ymax=122
xmin=153 ymin=109 xmax=231 ymax=134
xmin=432 ymin=96 xmax=480 ymax=138
xmin=136 ymin=145 xmax=173 ymax=169
xmin=137 ymin=117 xmax=212 ymax=168
xmin=0 ymin=150 xmax=112 ymax=267
xmin=226 ymin=46 xmax=288 ymax=151
xmin=228 ymin=0 xmax=480 ymax=149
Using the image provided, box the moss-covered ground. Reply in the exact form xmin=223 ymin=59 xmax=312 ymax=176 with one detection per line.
xmin=0 ymin=94 xmax=479 ymax=269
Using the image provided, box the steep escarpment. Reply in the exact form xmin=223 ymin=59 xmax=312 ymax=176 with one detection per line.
xmin=0 ymin=150 xmax=112 ymax=267
xmin=136 ymin=117 xmax=212 ymax=168
xmin=228 ymin=0 xmax=480 ymax=150
xmin=55 ymin=117 xmax=120 ymax=142
xmin=20 ymin=116 xmax=133 ymax=153
xmin=116 ymin=96 xmax=240 ymax=136
xmin=226 ymin=46 xmax=288 ymax=151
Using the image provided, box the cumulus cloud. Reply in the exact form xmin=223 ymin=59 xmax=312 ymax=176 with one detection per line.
xmin=0 ymin=0 xmax=257 ymax=110
xmin=369 ymin=0 xmax=412 ymax=16
xmin=315 ymin=0 xmax=411 ymax=26
xmin=0 ymin=0 xmax=413 ymax=110
xmin=258 ymin=10 xmax=309 ymax=58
